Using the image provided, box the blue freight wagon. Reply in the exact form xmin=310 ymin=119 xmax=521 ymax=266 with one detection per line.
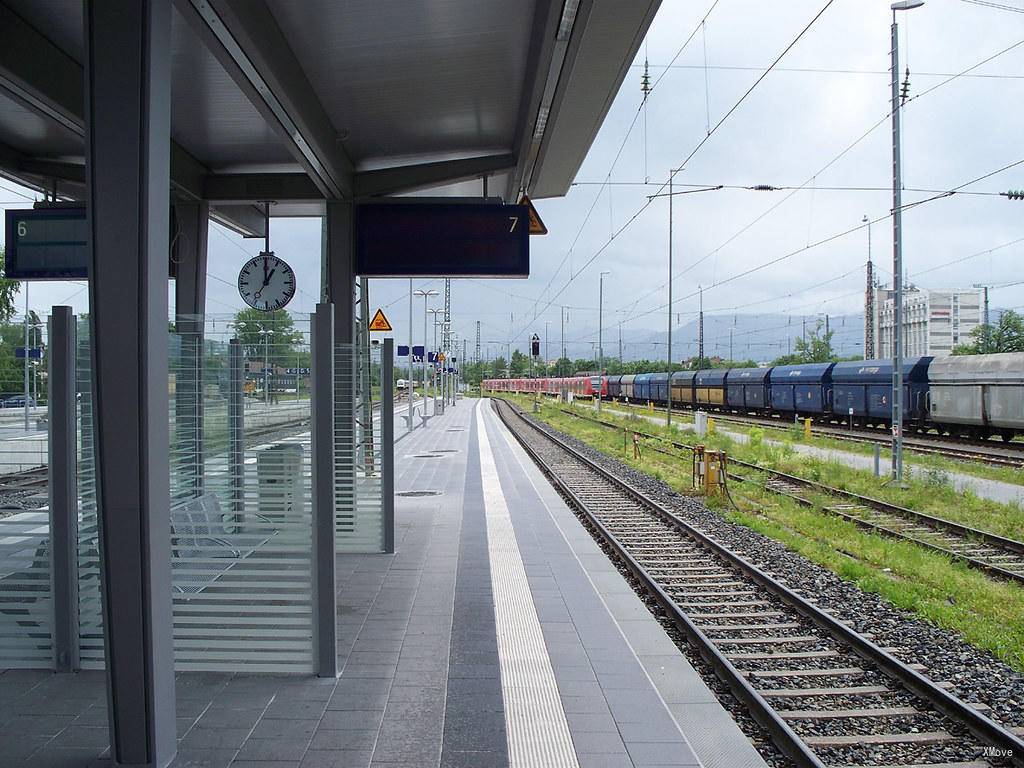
xmin=768 ymin=363 xmax=836 ymax=415
xmin=633 ymin=373 xmax=653 ymax=402
xmin=649 ymin=372 xmax=670 ymax=404
xmin=725 ymin=366 xmax=771 ymax=411
xmin=606 ymin=375 xmax=623 ymax=400
xmin=830 ymin=357 xmax=931 ymax=425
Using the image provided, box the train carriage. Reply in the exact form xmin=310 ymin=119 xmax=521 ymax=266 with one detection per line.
xmin=928 ymin=352 xmax=1024 ymax=440
xmin=633 ymin=373 xmax=653 ymax=402
xmin=649 ymin=373 xmax=670 ymax=404
xmin=670 ymin=370 xmax=696 ymax=406
xmin=725 ymin=367 xmax=770 ymax=412
xmin=607 ymin=375 xmax=623 ymax=400
xmin=768 ymin=363 xmax=835 ymax=416
xmin=695 ymin=369 xmax=727 ymax=408
xmin=619 ymin=374 xmax=636 ymax=401
xmin=831 ymin=357 xmax=931 ymax=426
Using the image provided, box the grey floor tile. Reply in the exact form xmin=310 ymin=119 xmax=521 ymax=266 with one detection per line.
xmin=168 ymin=747 xmax=236 ymax=768
xmin=248 ymin=718 xmax=319 ymax=740
xmin=308 ymin=728 xmax=377 ymax=751
xmin=439 ymin=750 xmax=509 ymax=768
xmin=234 ymin=737 xmax=312 ymax=761
xmin=261 ymin=700 xmax=328 ymax=720
xmin=298 ymin=749 xmax=371 ymax=768
xmin=180 ymin=727 xmax=253 ymax=750
xmin=571 ymin=730 xmax=630 ymax=756
xmin=625 ymin=741 xmax=701 ymax=766
xmin=318 ymin=710 xmax=384 ymax=731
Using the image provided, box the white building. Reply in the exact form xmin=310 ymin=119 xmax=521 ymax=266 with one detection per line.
xmin=875 ymin=286 xmax=983 ymax=358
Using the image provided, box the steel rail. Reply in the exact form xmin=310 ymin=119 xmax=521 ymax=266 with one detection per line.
xmin=550 ymin=403 xmax=1024 ymax=586
xmin=493 ymin=398 xmax=1024 ymax=767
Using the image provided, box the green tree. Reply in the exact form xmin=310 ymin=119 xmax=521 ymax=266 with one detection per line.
xmin=771 ymin=320 xmax=835 ymax=365
xmin=0 ymin=248 xmax=21 ymax=324
xmin=952 ymin=310 xmax=1024 ymax=355
xmin=510 ymin=349 xmax=530 ymax=376
xmin=232 ymin=308 xmax=304 ymax=366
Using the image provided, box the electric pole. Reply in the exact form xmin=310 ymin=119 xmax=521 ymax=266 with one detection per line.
xmin=698 ymin=285 xmax=704 ymax=366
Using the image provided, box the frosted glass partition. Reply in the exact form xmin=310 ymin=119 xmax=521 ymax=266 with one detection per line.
xmin=75 ymin=315 xmax=316 ymax=672
xmin=0 ymin=315 xmax=52 ymax=668
xmin=335 ymin=343 xmax=384 ymax=552
xmin=169 ymin=318 xmax=314 ymax=672
xmin=77 ymin=319 xmax=104 ymax=668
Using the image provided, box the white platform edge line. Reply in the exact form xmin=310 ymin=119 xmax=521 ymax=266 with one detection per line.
xmin=476 ymin=400 xmax=580 ymax=768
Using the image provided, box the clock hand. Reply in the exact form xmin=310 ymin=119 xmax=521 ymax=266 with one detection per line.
xmin=264 ymin=268 xmax=276 ymax=285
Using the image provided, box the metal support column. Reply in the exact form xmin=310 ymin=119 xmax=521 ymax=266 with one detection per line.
xmin=84 ymin=0 xmax=175 ymax=764
xmin=173 ymin=201 xmax=209 ymax=497
xmin=48 ymin=306 xmax=78 ymax=673
xmin=311 ymin=304 xmax=337 ymax=677
xmin=382 ymin=338 xmax=395 ymax=553
xmin=228 ymin=339 xmax=244 ymax=520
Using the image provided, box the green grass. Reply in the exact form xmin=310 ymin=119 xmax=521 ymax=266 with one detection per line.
xmin=607 ymin=399 xmax=1024 ymax=488
xmin=504 ymin=394 xmax=1024 ymax=671
xmin=600 ymin=401 xmax=1024 ymax=539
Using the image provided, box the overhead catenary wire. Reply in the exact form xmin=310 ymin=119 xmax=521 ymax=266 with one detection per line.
xmin=515 ymin=1 xmax=838 ymax=342
xmin=610 ymin=35 xmax=1024 ymax=321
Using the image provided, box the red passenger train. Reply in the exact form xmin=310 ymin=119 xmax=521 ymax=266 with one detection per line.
xmin=482 ymin=375 xmax=608 ymax=398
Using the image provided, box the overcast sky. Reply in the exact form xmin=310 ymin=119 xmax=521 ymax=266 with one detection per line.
xmin=2 ymin=0 xmax=1022 ymax=362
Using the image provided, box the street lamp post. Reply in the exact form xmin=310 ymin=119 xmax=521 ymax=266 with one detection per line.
xmin=597 ymin=271 xmax=611 ymax=414
xmin=429 ymin=309 xmax=444 ymax=416
xmin=889 ymin=0 xmax=924 ymax=482
xmin=413 ymin=289 xmax=438 ymax=423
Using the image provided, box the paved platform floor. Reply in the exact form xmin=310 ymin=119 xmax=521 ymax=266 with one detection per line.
xmin=0 ymin=397 xmax=765 ymax=768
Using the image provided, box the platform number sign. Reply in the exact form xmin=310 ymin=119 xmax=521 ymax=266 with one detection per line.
xmin=238 ymin=251 xmax=296 ymax=311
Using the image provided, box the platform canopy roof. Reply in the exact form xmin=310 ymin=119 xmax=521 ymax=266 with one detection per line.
xmin=0 ymin=0 xmax=659 ymax=237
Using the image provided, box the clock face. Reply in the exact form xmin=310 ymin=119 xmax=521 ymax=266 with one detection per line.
xmin=238 ymin=252 xmax=296 ymax=311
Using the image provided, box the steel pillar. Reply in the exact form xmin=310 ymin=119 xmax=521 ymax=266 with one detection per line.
xmin=48 ymin=306 xmax=78 ymax=673
xmin=84 ymin=0 xmax=176 ymax=764
xmin=382 ymin=338 xmax=395 ymax=553
xmin=311 ymin=303 xmax=337 ymax=677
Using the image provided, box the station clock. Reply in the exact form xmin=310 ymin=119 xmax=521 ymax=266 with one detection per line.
xmin=238 ymin=252 xmax=296 ymax=311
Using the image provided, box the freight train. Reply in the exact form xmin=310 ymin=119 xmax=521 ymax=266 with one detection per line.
xmin=482 ymin=352 xmax=1024 ymax=441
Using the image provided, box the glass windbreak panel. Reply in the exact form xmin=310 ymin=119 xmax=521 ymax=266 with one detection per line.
xmin=77 ymin=317 xmax=104 ymax=668
xmin=168 ymin=315 xmax=313 ymax=672
xmin=0 ymin=312 xmax=51 ymax=668
xmin=335 ymin=343 xmax=383 ymax=552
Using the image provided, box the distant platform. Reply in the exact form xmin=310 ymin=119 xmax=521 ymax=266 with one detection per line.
xmin=0 ymin=397 xmax=766 ymax=768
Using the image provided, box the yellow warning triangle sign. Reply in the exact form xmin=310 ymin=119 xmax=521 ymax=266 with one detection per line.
xmin=518 ymin=195 xmax=548 ymax=235
xmin=368 ymin=308 xmax=393 ymax=332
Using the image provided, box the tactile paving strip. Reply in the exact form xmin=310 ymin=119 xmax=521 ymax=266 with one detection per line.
xmin=477 ymin=402 xmax=580 ymax=768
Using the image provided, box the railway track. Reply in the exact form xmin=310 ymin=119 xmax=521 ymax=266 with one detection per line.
xmin=494 ymin=398 xmax=1024 ymax=768
xmin=602 ymin=399 xmax=1024 ymax=469
xmin=550 ymin=404 xmax=1024 ymax=587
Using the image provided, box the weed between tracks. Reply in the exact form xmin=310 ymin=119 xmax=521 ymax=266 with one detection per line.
xmin=506 ymin=395 xmax=1024 ymax=672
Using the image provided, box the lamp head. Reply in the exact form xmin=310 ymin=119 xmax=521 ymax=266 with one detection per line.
xmin=891 ymin=1 xmax=924 ymax=9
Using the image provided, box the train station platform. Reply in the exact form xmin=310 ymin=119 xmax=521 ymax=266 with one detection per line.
xmin=0 ymin=398 xmax=765 ymax=768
